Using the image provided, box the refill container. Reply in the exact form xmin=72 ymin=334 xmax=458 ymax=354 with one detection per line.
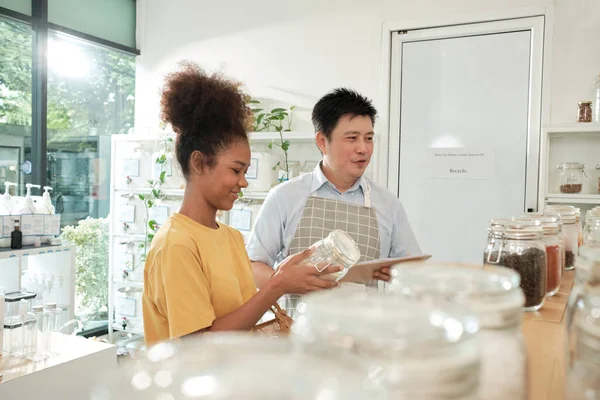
xmin=43 ymin=303 xmax=59 ymax=357
xmin=30 ymin=305 xmax=51 ymax=361
xmin=389 ymin=265 xmax=526 ymax=400
xmin=0 ymin=182 xmax=17 ymax=248
xmin=35 ymin=186 xmax=55 ymax=245
xmin=292 ymin=289 xmax=480 ymax=399
xmin=15 ymin=183 xmax=41 ymax=246
xmin=89 ymin=333 xmax=381 ymax=400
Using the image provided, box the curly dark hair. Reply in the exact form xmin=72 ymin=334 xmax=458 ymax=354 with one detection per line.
xmin=160 ymin=61 xmax=251 ymax=177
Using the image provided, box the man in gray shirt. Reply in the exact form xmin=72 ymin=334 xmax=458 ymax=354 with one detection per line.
xmin=247 ymin=88 xmax=421 ymax=315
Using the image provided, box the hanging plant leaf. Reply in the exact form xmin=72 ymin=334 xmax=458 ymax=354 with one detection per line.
xmin=138 ymin=194 xmax=145 ymax=201
xmin=281 ymin=141 xmax=290 ymax=151
xmin=159 ymin=171 xmax=166 ymax=183
xmin=272 ymin=161 xmax=280 ymax=171
xmin=256 ymin=114 xmax=265 ymax=126
xmin=290 ymin=105 xmax=296 ymax=111
xmin=267 ymin=140 xmax=273 ymax=150
xmin=249 ymin=100 xmax=261 ymax=104
xmin=271 ymin=108 xmax=287 ymax=113
xmin=251 ymin=108 xmax=263 ymax=113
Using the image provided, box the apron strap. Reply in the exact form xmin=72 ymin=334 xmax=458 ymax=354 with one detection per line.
xmin=310 ymin=172 xmax=372 ymax=208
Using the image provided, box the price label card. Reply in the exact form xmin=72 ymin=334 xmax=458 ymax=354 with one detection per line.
xmin=44 ymin=215 xmax=61 ymax=236
xmin=245 ymin=158 xmax=258 ymax=179
xmin=117 ymin=297 xmax=137 ymax=317
xmin=122 ymin=158 xmax=140 ymax=177
xmin=21 ymin=214 xmax=45 ymax=236
xmin=115 ymin=252 xmax=134 ymax=269
xmin=148 ymin=206 xmax=169 ymax=225
xmin=229 ymin=209 xmax=252 ymax=231
xmin=1 ymin=215 xmax=18 ymax=238
xmin=119 ymin=204 xmax=136 ymax=223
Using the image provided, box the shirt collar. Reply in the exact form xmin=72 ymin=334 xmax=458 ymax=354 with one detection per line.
xmin=311 ymin=162 xmax=366 ymax=194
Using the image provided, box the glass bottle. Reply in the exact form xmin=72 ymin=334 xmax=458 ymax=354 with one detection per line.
xmin=89 ymin=333 xmax=380 ymax=399
xmin=292 ymin=290 xmax=480 ymax=399
xmin=388 ymin=265 xmax=526 ymax=400
xmin=43 ymin=303 xmax=58 ymax=357
xmin=557 ymin=162 xmax=586 ymax=194
xmin=302 ymin=229 xmax=361 ymax=282
xmin=577 ymin=101 xmax=593 ymax=123
xmin=10 ymin=219 xmax=22 ymax=249
xmin=484 ymin=219 xmax=547 ymax=311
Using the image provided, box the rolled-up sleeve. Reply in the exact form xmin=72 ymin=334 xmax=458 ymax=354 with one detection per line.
xmin=389 ymin=200 xmax=422 ymax=258
xmin=246 ymin=190 xmax=284 ymax=267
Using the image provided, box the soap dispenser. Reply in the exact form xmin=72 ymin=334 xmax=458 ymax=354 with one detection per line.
xmin=35 ymin=186 xmax=55 ymax=215
xmin=16 ymin=184 xmax=40 ymax=215
xmin=0 ymin=182 xmax=17 ymax=215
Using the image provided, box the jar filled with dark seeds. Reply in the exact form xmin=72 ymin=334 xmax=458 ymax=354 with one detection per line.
xmin=557 ymin=162 xmax=586 ymax=194
xmin=484 ymin=220 xmax=547 ymax=311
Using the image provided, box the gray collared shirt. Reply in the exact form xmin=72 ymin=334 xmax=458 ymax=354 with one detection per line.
xmin=246 ymin=164 xmax=421 ymax=267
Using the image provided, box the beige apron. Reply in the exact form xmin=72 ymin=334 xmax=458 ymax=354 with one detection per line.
xmin=282 ymin=178 xmax=381 ymax=318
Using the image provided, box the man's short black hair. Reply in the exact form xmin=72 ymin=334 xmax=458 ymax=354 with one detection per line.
xmin=311 ymin=88 xmax=377 ymax=141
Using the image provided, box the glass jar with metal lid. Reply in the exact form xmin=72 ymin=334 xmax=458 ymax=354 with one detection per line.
xmin=89 ymin=333 xmax=381 ymax=400
xmin=388 ymin=264 xmax=526 ymax=400
xmin=518 ymin=213 xmax=564 ymax=296
xmin=584 ymin=210 xmax=600 ymax=245
xmin=302 ymin=229 xmax=361 ymax=282
xmin=557 ymin=162 xmax=586 ymax=194
xmin=566 ymin=284 xmax=600 ymax=399
xmin=484 ymin=219 xmax=547 ymax=311
xmin=292 ymin=290 xmax=480 ymax=399
xmin=577 ymin=100 xmax=593 ymax=123
xmin=546 ymin=206 xmax=579 ymax=270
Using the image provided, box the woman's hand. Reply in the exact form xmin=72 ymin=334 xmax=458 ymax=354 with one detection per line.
xmin=269 ymin=248 xmax=342 ymax=296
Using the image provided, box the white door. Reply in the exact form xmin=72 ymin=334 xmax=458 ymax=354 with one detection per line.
xmin=388 ymin=17 xmax=544 ymax=263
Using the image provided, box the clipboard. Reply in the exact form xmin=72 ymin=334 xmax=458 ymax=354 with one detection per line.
xmin=338 ymin=254 xmax=432 ymax=283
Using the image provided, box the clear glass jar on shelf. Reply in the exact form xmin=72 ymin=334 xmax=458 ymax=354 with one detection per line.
xmin=577 ymin=101 xmax=593 ymax=123
xmin=566 ymin=284 xmax=600 ymax=398
xmin=388 ymin=264 xmax=526 ymax=400
xmin=566 ymin=246 xmax=600 ymax=367
xmin=484 ymin=219 xmax=547 ymax=311
xmin=302 ymin=229 xmax=361 ymax=282
xmin=557 ymin=162 xmax=586 ymax=194
xmin=584 ymin=214 xmax=600 ymax=245
xmin=292 ymin=290 xmax=480 ymax=399
xmin=546 ymin=206 xmax=579 ymax=270
xmin=89 ymin=333 xmax=380 ymax=400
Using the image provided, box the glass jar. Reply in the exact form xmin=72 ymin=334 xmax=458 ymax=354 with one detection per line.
xmin=292 ymin=290 xmax=480 ymax=399
xmin=566 ymin=246 xmax=600 ymax=367
xmin=566 ymin=285 xmax=600 ymax=398
xmin=303 ymin=230 xmax=361 ymax=282
xmin=584 ymin=214 xmax=600 ymax=245
xmin=89 ymin=333 xmax=380 ymax=399
xmin=484 ymin=220 xmax=547 ymax=311
xmin=518 ymin=214 xmax=565 ymax=296
xmin=557 ymin=162 xmax=586 ymax=194
xmin=546 ymin=206 xmax=579 ymax=270
xmin=577 ymin=100 xmax=593 ymax=123
xmin=388 ymin=265 xmax=526 ymax=400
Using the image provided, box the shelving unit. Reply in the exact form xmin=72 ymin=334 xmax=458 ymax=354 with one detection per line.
xmin=248 ymin=131 xmax=315 ymax=142
xmin=0 ymin=244 xmax=74 ymax=260
xmin=538 ymin=124 xmax=600 ymax=211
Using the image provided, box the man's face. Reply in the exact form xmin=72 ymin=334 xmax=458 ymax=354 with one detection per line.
xmin=317 ymin=114 xmax=374 ymax=182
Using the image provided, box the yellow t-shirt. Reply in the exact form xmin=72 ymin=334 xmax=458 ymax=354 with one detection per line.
xmin=142 ymin=213 xmax=257 ymax=346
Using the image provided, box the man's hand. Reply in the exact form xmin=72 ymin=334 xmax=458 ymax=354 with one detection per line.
xmin=373 ymin=266 xmax=391 ymax=282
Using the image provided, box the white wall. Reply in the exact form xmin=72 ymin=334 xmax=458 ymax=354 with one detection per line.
xmin=134 ymin=0 xmax=600 ymax=167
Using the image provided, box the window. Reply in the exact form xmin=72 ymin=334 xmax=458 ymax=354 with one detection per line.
xmin=0 ymin=16 xmax=33 ymax=196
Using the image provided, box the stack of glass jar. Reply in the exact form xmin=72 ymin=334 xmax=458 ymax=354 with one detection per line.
xmin=3 ymin=293 xmax=63 ymax=361
xmin=484 ymin=219 xmax=547 ymax=311
xmin=388 ymin=265 xmax=526 ymax=400
xmin=90 ymin=333 xmax=381 ymax=399
xmin=292 ymin=289 xmax=481 ymax=399
xmin=518 ymin=212 xmax=565 ymax=296
xmin=584 ymin=207 xmax=600 ymax=245
xmin=546 ymin=205 xmax=580 ymax=270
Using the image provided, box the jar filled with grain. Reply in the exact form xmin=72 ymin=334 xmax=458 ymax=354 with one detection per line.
xmin=577 ymin=101 xmax=593 ymax=123
xmin=557 ymin=162 xmax=586 ymax=194
xmin=388 ymin=264 xmax=526 ymax=400
xmin=484 ymin=219 xmax=547 ymax=311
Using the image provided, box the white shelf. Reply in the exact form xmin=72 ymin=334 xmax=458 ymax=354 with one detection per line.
xmin=112 ymin=280 xmax=144 ymax=288
xmin=248 ymin=131 xmax=315 ymax=142
xmin=0 ymin=244 xmax=75 ymax=260
xmin=546 ymin=193 xmax=600 ymax=204
xmin=543 ymin=123 xmax=600 ymax=134
xmin=114 ymin=187 xmax=185 ymax=196
xmin=240 ymin=190 xmax=269 ymax=200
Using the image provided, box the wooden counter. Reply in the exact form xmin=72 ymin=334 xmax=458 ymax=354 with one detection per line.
xmin=522 ymin=270 xmax=574 ymax=400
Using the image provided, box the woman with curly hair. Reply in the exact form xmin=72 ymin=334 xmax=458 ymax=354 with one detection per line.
xmin=141 ymin=62 xmax=341 ymax=346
